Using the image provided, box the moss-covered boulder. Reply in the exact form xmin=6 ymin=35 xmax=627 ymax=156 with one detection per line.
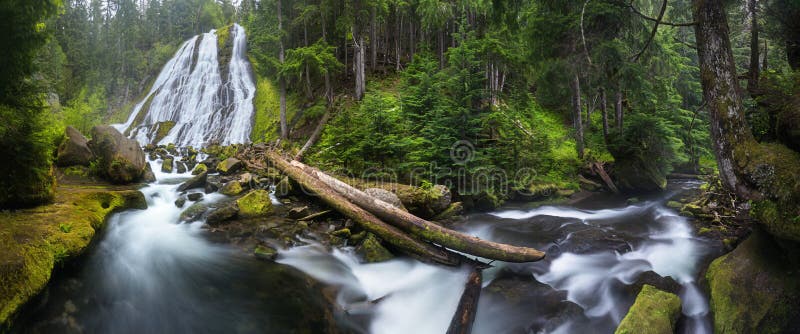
xmin=177 ymin=171 xmax=207 ymax=192
xmin=192 ymin=163 xmax=208 ymax=175
xmin=206 ymin=204 xmax=239 ymax=225
xmin=179 ymin=201 xmax=209 ymax=222
xmin=216 ymin=157 xmax=243 ymax=175
xmin=56 ymin=126 xmax=94 ymax=167
xmin=0 ymin=186 xmax=146 ymax=326
xmin=88 ymin=125 xmax=147 ymax=184
xmin=356 ymin=233 xmax=394 ymax=263
xmin=152 ymin=121 xmax=175 ymax=144
xmin=615 ymin=285 xmax=682 ymax=334
xmin=219 ymin=180 xmax=244 ymax=196
xmin=274 ymin=176 xmax=299 ymax=198
xmin=236 ymin=190 xmax=273 ymax=218
xmin=161 ymin=156 xmax=174 ymax=173
xmin=705 ymin=230 xmax=800 ymax=333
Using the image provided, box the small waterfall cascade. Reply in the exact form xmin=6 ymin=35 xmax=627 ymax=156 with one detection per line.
xmin=114 ymin=23 xmax=256 ymax=147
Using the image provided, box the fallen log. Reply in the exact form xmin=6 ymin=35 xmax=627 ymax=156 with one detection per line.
xmin=266 ymin=150 xmax=458 ymax=266
xmin=447 ymin=267 xmax=483 ymax=334
xmin=266 ymin=151 xmax=545 ymax=262
xmin=592 ymin=162 xmax=619 ymax=194
xmin=294 ymin=106 xmax=333 ymax=162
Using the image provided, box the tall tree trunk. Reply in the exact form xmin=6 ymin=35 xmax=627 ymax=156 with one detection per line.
xmin=571 ymin=73 xmax=585 ymax=158
xmin=278 ymin=0 xmax=287 ymax=139
xmin=693 ymin=0 xmax=759 ymax=198
xmin=747 ymin=0 xmax=759 ymax=94
xmin=763 ymin=39 xmax=769 ymax=71
xmin=396 ymin=11 xmax=402 ymax=71
xmin=370 ymin=5 xmax=377 ymax=71
xmin=353 ymin=26 xmax=366 ymax=100
xmin=615 ymin=89 xmax=623 ymax=129
xmin=600 ymin=88 xmax=609 ymax=143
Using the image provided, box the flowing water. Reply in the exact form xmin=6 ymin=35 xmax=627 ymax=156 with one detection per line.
xmin=12 ymin=163 xmax=717 ymax=334
xmin=114 ymin=24 xmax=255 ymax=147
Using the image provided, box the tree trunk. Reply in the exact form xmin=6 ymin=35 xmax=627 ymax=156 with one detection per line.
xmin=600 ymin=88 xmax=609 ymax=143
xmin=446 ymin=267 xmax=482 ymax=334
xmin=615 ymin=89 xmax=623 ymax=129
xmin=285 ymin=156 xmax=546 ymax=262
xmin=294 ymin=106 xmax=334 ymax=161
xmin=277 ymin=0 xmax=287 ymax=139
xmin=266 ymin=151 xmax=458 ymax=265
xmin=370 ymin=5 xmax=377 ymax=71
xmin=693 ymin=0 xmax=759 ymax=199
xmin=571 ymin=73 xmax=585 ymax=158
xmin=747 ymin=0 xmax=759 ymax=94
xmin=353 ymin=25 xmax=366 ymax=100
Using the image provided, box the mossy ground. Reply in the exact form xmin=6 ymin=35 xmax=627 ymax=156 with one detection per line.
xmin=615 ymin=285 xmax=681 ymax=334
xmin=0 ymin=178 xmax=145 ymax=327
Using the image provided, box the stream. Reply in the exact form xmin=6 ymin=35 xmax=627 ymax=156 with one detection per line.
xmin=11 ymin=161 xmax=719 ymax=334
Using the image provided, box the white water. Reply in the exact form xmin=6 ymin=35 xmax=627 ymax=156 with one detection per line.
xmin=115 ymin=23 xmax=255 ymax=147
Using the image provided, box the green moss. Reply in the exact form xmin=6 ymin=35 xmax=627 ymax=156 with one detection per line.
xmin=251 ymin=75 xmax=281 ymax=143
xmin=192 ymin=163 xmax=208 ymax=175
xmin=219 ymin=181 xmax=244 ymax=196
xmin=0 ymin=186 xmax=146 ymax=326
xmin=236 ymin=190 xmax=273 ymax=218
xmin=705 ymin=230 xmax=800 ymax=333
xmin=355 ymin=233 xmax=394 ymax=263
xmin=615 ymin=285 xmax=681 ymax=334
xmin=161 ymin=156 xmax=174 ymax=173
xmin=153 ymin=121 xmax=175 ymax=143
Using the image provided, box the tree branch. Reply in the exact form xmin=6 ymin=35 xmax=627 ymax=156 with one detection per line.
xmin=581 ymin=0 xmax=593 ymax=65
xmin=629 ymin=2 xmax=697 ymax=27
xmin=631 ymin=0 xmax=668 ymax=62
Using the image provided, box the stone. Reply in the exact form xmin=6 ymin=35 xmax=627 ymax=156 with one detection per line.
xmin=88 ymin=125 xmax=147 ymax=184
xmin=287 ymin=206 xmax=311 ymax=219
xmin=236 ymin=190 xmax=273 ymax=218
xmin=355 ymin=233 xmax=393 ymax=263
xmin=206 ymin=204 xmax=239 ymax=225
xmin=364 ymin=188 xmax=406 ymax=210
xmin=432 ymin=202 xmax=464 ymax=221
xmin=254 ymin=245 xmax=278 ymax=261
xmin=187 ymin=193 xmax=203 ymax=201
xmin=219 ymin=181 xmax=244 ymax=196
xmin=141 ymin=164 xmax=156 ymax=183
xmin=615 ymin=285 xmax=682 ymax=334
xmin=175 ymin=161 xmax=187 ymax=174
xmin=179 ymin=202 xmax=208 ymax=222
xmin=705 ymin=230 xmax=800 ymax=333
xmin=274 ymin=176 xmax=296 ymax=198
xmin=56 ymin=126 xmax=94 ymax=166
xmin=331 ymin=228 xmax=351 ymax=238
xmin=174 ymin=196 xmax=186 ymax=208
xmin=216 ymin=157 xmax=243 ymax=175
xmin=177 ymin=171 xmax=207 ymax=192
xmin=192 ymin=163 xmax=208 ymax=175
xmin=161 ymin=156 xmax=174 ymax=173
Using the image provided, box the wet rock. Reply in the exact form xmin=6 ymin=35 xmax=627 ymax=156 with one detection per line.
xmin=331 ymin=228 xmax=351 ymax=238
xmin=275 ymin=176 xmax=299 ymax=198
xmin=142 ymin=164 xmax=156 ymax=183
xmin=216 ymin=157 xmax=243 ymax=175
xmin=615 ymin=285 xmax=681 ymax=334
xmin=88 ymin=125 xmax=147 ymax=184
xmin=706 ymin=230 xmax=800 ymax=333
xmin=432 ymin=202 xmax=464 ymax=222
xmin=174 ymin=196 xmax=186 ymax=208
xmin=288 ymin=206 xmax=311 ymax=219
xmin=178 ymin=171 xmax=207 ymax=192
xmin=187 ymin=193 xmax=203 ymax=201
xmin=355 ymin=233 xmax=393 ymax=263
xmin=176 ymin=161 xmax=187 ymax=174
xmin=557 ymin=227 xmax=632 ymax=254
xmin=180 ymin=202 xmax=208 ymax=222
xmin=192 ymin=163 xmax=208 ymax=175
xmin=56 ymin=126 xmax=94 ymax=166
xmin=623 ymin=271 xmax=682 ymax=296
xmin=161 ymin=156 xmax=174 ymax=173
xmin=236 ymin=190 xmax=273 ymax=218
xmin=219 ymin=181 xmax=244 ymax=196
xmin=254 ymin=245 xmax=277 ymax=261
xmin=364 ymin=188 xmax=406 ymax=210
xmin=206 ymin=204 xmax=239 ymax=225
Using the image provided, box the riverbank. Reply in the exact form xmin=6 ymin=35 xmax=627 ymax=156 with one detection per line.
xmin=0 ymin=173 xmax=146 ymax=327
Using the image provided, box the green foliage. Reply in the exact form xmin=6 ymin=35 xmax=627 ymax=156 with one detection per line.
xmin=60 ymin=87 xmax=107 ymax=135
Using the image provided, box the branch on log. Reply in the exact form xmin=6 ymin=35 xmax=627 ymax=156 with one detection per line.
xmin=295 ymin=104 xmax=334 ymax=162
xmin=266 ymin=150 xmax=458 ymax=266
xmin=274 ymin=153 xmax=546 ymax=262
xmin=593 ymin=162 xmax=619 ymax=194
xmin=446 ymin=266 xmax=483 ymax=334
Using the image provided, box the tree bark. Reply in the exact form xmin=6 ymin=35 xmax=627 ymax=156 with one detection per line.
xmin=693 ymin=0 xmax=759 ymax=199
xmin=571 ymin=73 xmax=585 ymax=158
xmin=615 ymin=88 xmax=623 ymax=129
xmin=353 ymin=24 xmax=366 ymax=100
xmin=446 ymin=267 xmax=482 ymax=334
xmin=747 ymin=0 xmax=759 ymax=94
xmin=370 ymin=5 xmax=377 ymax=71
xmin=600 ymin=88 xmax=609 ymax=143
xmin=277 ymin=0 xmax=287 ymax=139
xmin=283 ymin=156 xmax=546 ymax=262
xmin=266 ymin=151 xmax=458 ymax=265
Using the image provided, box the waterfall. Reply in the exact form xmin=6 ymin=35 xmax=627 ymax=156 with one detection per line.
xmin=114 ymin=24 xmax=256 ymax=147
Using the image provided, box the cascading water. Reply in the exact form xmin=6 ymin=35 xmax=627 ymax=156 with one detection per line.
xmin=114 ymin=23 xmax=255 ymax=147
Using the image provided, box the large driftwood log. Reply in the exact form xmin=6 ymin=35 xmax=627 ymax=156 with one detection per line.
xmin=267 ymin=151 xmax=458 ymax=266
xmin=446 ymin=266 xmax=483 ymax=334
xmin=266 ymin=151 xmax=545 ymax=262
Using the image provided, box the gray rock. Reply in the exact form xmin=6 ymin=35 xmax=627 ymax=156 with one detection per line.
xmin=174 ymin=196 xmax=187 ymax=208
xmin=365 ymin=188 xmax=406 ymax=211
xmin=178 ymin=171 xmax=207 ymax=192
xmin=88 ymin=125 xmax=147 ymax=184
xmin=187 ymin=193 xmax=204 ymax=201
xmin=56 ymin=126 xmax=94 ymax=166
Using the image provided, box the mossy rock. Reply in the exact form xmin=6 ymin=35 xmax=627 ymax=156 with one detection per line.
xmin=666 ymin=201 xmax=682 ymax=209
xmin=254 ymin=245 xmax=277 ymax=261
xmin=216 ymin=157 xmax=243 ymax=175
xmin=615 ymin=285 xmax=681 ymax=334
xmin=219 ymin=181 xmax=244 ymax=196
xmin=432 ymin=202 xmax=464 ymax=222
xmin=705 ymin=230 xmax=800 ymax=333
xmin=355 ymin=233 xmax=394 ymax=263
xmin=88 ymin=125 xmax=147 ymax=184
xmin=0 ymin=186 xmax=146 ymax=325
xmin=161 ymin=156 xmax=174 ymax=173
xmin=236 ymin=190 xmax=273 ymax=218
xmin=152 ymin=121 xmax=175 ymax=144
xmin=180 ymin=202 xmax=209 ymax=222
xmin=274 ymin=176 xmax=299 ymax=198
xmin=192 ymin=163 xmax=208 ymax=175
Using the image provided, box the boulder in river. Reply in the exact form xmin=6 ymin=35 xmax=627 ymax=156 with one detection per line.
xmin=88 ymin=125 xmax=147 ymax=184
xmin=142 ymin=164 xmax=156 ymax=183
xmin=614 ymin=285 xmax=681 ymax=334
xmin=56 ymin=126 xmax=94 ymax=166
xmin=216 ymin=157 xmax=243 ymax=175
xmin=161 ymin=156 xmax=174 ymax=173
xmin=236 ymin=190 xmax=273 ymax=218
xmin=192 ymin=163 xmax=207 ymax=175
xmin=206 ymin=204 xmax=239 ymax=225
xmin=177 ymin=171 xmax=207 ymax=192
xmin=219 ymin=181 xmax=244 ymax=196
xmin=355 ymin=233 xmax=394 ymax=263
xmin=705 ymin=230 xmax=800 ymax=333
